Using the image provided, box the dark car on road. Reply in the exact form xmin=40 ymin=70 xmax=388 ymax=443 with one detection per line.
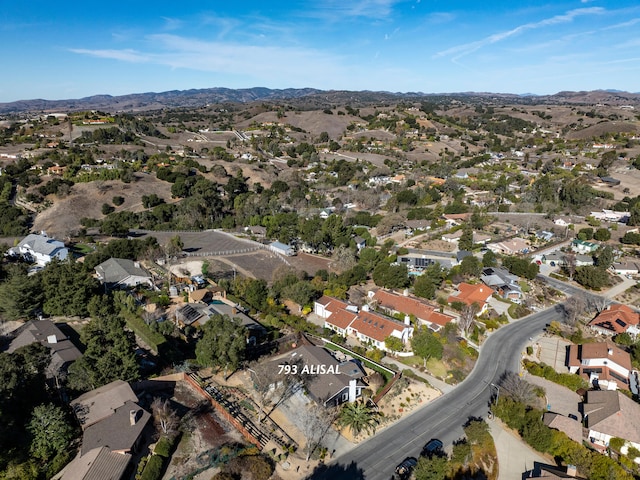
xmin=422 ymin=438 xmax=444 ymax=457
xmin=392 ymin=457 xmax=417 ymax=480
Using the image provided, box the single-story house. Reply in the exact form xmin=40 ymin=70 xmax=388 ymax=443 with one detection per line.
xmin=567 ymin=341 xmax=632 ymax=390
xmin=176 ymin=301 xmax=266 ymax=340
xmin=7 ymin=232 xmax=68 ymax=266
xmin=353 ymin=235 xmax=367 ymax=251
xmin=487 ymin=237 xmax=530 ymax=255
xmin=481 ymin=267 xmax=523 ymax=304
xmin=554 ymin=218 xmax=571 ymax=227
xmin=397 ymin=253 xmax=455 ymax=270
xmin=611 ymin=261 xmax=640 ymax=276
xmin=442 ymin=213 xmax=470 ymax=228
xmin=541 ymin=252 xmax=566 ymax=266
xmin=583 ymin=389 xmax=640 ymax=460
xmin=447 ymin=282 xmax=494 ymax=315
xmin=442 ymin=230 xmax=463 ymax=243
xmin=588 ymin=304 xmax=640 ymax=337
xmin=370 ymin=289 xmax=455 ymax=332
xmin=269 ymin=241 xmax=295 ymax=256
xmin=95 ymin=258 xmax=153 ymax=289
xmin=7 ymin=320 xmax=82 ymax=379
xmin=571 ymin=239 xmax=599 ymax=255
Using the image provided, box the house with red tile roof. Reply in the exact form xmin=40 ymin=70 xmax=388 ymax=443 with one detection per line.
xmin=447 ymin=283 xmax=494 ymax=315
xmin=567 ymin=341 xmax=632 ymax=390
xmin=347 ymin=307 xmax=413 ymax=351
xmin=588 ymin=304 xmax=640 ymax=337
xmin=313 ymin=297 xmax=413 ymax=351
xmin=370 ymin=289 xmax=455 ymax=332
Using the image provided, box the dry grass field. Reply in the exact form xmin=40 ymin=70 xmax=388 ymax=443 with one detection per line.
xmin=31 ymin=173 xmax=174 ymax=237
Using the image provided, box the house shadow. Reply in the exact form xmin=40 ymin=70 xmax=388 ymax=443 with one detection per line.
xmin=307 ymin=460 xmax=366 ymax=480
xmin=183 ymin=247 xmax=200 ymax=253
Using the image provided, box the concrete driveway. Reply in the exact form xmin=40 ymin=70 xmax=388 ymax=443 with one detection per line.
xmin=489 ymin=418 xmax=549 ymax=480
xmin=523 ymin=374 xmax=581 ymax=419
xmin=533 ymin=335 xmax=572 ymax=373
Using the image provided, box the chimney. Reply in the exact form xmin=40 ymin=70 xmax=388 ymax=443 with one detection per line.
xmin=566 ymin=465 xmax=577 ymax=477
xmin=232 ymin=306 xmax=237 ymax=314
xmin=403 ymin=288 xmax=409 ymax=296
xmin=362 ymin=304 xmax=370 ymax=312
xmin=134 ymin=261 xmax=140 ymax=269
xmin=404 ymin=315 xmax=411 ymax=325
xmin=129 ymin=410 xmax=138 ymax=426
xmin=608 ymin=348 xmax=613 ymax=356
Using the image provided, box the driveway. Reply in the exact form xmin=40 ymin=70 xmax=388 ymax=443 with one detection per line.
xmin=489 ymin=418 xmax=549 ymax=480
xmin=522 ymin=374 xmax=581 ymax=419
xmin=532 ymin=335 xmax=572 ymax=373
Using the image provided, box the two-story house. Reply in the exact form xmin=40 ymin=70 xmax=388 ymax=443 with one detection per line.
xmin=7 ymin=232 xmax=68 ymax=266
xmin=567 ymin=341 xmax=632 ymax=390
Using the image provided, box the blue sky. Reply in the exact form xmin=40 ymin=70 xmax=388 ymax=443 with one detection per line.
xmin=2 ymin=1 xmax=639 ymax=102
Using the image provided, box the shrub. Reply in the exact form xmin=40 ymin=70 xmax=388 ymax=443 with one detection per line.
xmin=153 ymin=435 xmax=176 ymax=458
xmin=112 ymin=195 xmax=125 ymax=206
xmin=523 ymin=360 xmax=588 ymax=391
xmin=139 ymin=455 xmax=164 ymax=480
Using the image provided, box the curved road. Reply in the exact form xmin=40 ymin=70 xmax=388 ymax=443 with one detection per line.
xmin=311 ymin=305 xmax=563 ymax=480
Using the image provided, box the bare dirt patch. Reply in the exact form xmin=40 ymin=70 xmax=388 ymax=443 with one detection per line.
xmin=421 ymin=239 xmax=456 ymax=252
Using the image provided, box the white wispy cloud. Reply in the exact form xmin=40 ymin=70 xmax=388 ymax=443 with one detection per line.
xmin=303 ymin=0 xmax=400 ymax=20
xmin=161 ymin=17 xmax=184 ymax=31
xmin=70 ymin=35 xmax=348 ymax=86
xmin=435 ymin=7 xmax=605 ymax=60
xmin=427 ymin=12 xmax=455 ymax=24
xmin=69 ymin=48 xmax=149 ymax=63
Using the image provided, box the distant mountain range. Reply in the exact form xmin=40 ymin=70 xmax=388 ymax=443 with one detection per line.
xmin=0 ymin=87 xmax=638 ymax=114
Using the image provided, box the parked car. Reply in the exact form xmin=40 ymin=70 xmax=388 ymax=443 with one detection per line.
xmin=422 ymin=438 xmax=444 ymax=457
xmin=392 ymin=457 xmax=417 ymax=480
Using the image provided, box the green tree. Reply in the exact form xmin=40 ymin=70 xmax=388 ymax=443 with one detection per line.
xmin=68 ymin=309 xmax=139 ymax=391
xmin=414 ymin=455 xmax=448 ymax=480
xmin=459 ymin=255 xmax=482 ymax=277
xmin=413 ymin=263 xmax=444 ymax=299
xmin=593 ymin=228 xmax=611 ymax=241
xmin=482 ymin=250 xmax=497 ymax=267
xmin=0 ymin=266 xmax=43 ymax=320
xmin=574 ymin=266 xmax=609 ymax=290
xmin=337 ymin=401 xmax=380 ymax=437
xmin=458 ymin=226 xmax=474 ymax=251
xmin=410 ymin=327 xmax=443 ymax=367
xmin=372 ymin=263 xmax=409 ymax=289
xmin=27 ymin=404 xmax=74 ymax=461
xmin=40 ymin=261 xmax=100 ymax=316
xmin=594 ymin=245 xmax=614 ymax=269
xmin=195 ymin=315 xmax=247 ymax=374
xmin=577 ymin=227 xmax=594 ymax=241
xmin=384 ymin=336 xmax=404 ymax=353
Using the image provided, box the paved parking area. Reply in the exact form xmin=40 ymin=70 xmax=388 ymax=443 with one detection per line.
xmin=533 ymin=335 xmax=572 ymax=373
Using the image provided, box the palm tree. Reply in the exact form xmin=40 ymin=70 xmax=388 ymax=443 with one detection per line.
xmin=337 ymin=401 xmax=380 ymax=437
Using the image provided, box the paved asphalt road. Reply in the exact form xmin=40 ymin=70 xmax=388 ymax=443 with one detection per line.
xmin=309 ymin=305 xmax=564 ymax=480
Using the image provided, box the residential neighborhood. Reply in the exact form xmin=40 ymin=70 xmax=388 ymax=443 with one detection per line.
xmin=0 ymin=85 xmax=640 ymax=480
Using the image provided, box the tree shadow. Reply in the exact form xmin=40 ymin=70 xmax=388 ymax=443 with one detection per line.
xmin=307 ymin=460 xmax=366 ymax=480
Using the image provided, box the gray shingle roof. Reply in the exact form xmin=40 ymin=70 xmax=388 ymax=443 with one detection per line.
xmin=71 ymin=380 xmax=139 ymax=429
xmin=16 ymin=233 xmax=66 ymax=256
xmin=7 ymin=320 xmax=81 ymax=376
xmin=95 ymin=258 xmax=151 ymax=285
xmin=81 ymin=401 xmax=151 ymax=454
xmin=60 ymin=447 xmax=131 ymax=480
